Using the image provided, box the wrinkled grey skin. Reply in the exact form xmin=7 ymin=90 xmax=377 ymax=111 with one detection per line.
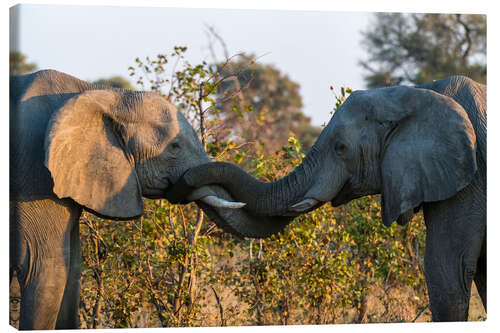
xmin=9 ymin=69 xmax=284 ymax=330
xmin=176 ymin=76 xmax=486 ymax=321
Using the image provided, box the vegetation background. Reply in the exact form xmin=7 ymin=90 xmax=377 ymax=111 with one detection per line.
xmin=9 ymin=12 xmax=486 ymax=328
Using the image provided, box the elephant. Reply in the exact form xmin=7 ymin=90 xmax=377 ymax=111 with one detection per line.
xmin=9 ymin=69 xmax=288 ymax=330
xmin=169 ymin=76 xmax=486 ymax=322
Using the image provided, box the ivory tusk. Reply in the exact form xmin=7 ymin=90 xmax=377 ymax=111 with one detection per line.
xmin=290 ymin=198 xmax=319 ymax=212
xmin=200 ymin=195 xmax=246 ymax=209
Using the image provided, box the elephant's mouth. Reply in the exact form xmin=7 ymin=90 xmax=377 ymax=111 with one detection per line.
xmin=144 ymin=193 xmax=164 ymax=200
xmin=162 ymin=173 xmax=194 ymax=204
xmin=143 ymin=175 xmax=175 ymax=200
xmin=331 ymin=178 xmax=358 ymax=207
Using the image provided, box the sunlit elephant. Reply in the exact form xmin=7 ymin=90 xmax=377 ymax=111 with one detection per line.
xmin=9 ymin=69 xmax=281 ymax=330
xmin=170 ymin=76 xmax=486 ymax=322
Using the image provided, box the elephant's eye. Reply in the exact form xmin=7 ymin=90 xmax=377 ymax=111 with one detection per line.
xmin=171 ymin=142 xmax=180 ymax=149
xmin=335 ymin=142 xmax=347 ymax=155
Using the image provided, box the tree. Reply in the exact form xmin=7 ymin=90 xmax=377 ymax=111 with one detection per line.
xmin=10 ymin=52 xmax=37 ymax=76
xmin=93 ymin=76 xmax=134 ymax=90
xmin=214 ymin=54 xmax=319 ymax=154
xmin=360 ymin=13 xmax=486 ymax=88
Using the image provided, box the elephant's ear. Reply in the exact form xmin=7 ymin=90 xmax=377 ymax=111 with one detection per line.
xmin=379 ymin=86 xmax=477 ymax=226
xmin=44 ymin=90 xmax=143 ymax=219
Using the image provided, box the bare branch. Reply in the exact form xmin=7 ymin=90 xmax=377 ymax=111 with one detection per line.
xmin=412 ymin=304 xmax=430 ymax=322
xmin=211 ymin=286 xmax=226 ymax=326
xmin=205 ymin=24 xmax=230 ymax=60
xmin=455 ymin=14 xmax=473 ymax=61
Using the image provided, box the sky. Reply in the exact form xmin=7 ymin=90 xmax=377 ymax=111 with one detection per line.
xmin=11 ymin=4 xmax=371 ymax=126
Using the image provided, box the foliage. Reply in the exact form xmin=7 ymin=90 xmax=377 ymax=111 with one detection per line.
xmin=360 ymin=13 xmax=486 ymax=87
xmin=10 ymin=51 xmax=37 ymax=76
xmin=93 ymin=76 xmax=134 ymax=90
xmin=79 ymin=202 xmax=212 ymax=328
xmin=214 ymin=53 xmax=321 ymax=154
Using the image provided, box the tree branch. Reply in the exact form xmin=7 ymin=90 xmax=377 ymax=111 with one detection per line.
xmin=211 ymin=286 xmax=226 ymax=326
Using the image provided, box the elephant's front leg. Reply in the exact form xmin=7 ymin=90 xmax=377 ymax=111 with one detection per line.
xmin=423 ymin=186 xmax=486 ymax=321
xmin=56 ymin=216 xmax=82 ymax=329
xmin=15 ymin=199 xmax=82 ymax=330
xmin=423 ymin=252 xmax=474 ymax=321
xmin=19 ymin=257 xmax=71 ymax=329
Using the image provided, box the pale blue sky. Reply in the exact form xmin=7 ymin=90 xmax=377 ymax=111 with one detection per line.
xmin=11 ymin=4 xmax=371 ymax=125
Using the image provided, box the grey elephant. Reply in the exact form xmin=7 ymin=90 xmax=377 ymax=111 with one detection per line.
xmin=170 ymin=76 xmax=486 ymax=322
xmin=10 ymin=69 xmax=285 ymax=330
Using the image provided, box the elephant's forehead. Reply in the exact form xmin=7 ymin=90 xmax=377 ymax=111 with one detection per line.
xmin=336 ymin=100 xmax=366 ymax=124
xmin=125 ymin=95 xmax=181 ymax=152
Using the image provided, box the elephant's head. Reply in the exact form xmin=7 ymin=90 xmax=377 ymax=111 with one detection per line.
xmin=43 ymin=88 xmax=292 ymax=234
xmin=171 ymin=84 xmax=477 ymax=235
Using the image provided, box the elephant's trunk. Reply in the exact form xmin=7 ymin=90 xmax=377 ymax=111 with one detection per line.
xmin=170 ymin=136 xmax=327 ymax=217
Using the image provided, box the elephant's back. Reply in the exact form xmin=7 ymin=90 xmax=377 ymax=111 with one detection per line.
xmin=11 ymin=70 xmax=95 ymax=103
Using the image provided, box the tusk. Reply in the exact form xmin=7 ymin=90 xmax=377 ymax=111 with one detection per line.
xmin=200 ymin=195 xmax=246 ymax=209
xmin=290 ymin=198 xmax=319 ymax=212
